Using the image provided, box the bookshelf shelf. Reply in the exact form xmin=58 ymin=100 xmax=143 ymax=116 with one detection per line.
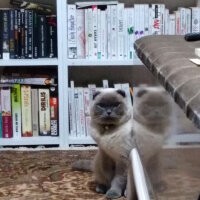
xmin=67 ymin=59 xmax=143 ymax=66
xmin=68 ymin=136 xmax=96 ymax=145
xmin=0 ymin=137 xmax=60 ymax=146
xmin=0 ymin=58 xmax=59 ymax=67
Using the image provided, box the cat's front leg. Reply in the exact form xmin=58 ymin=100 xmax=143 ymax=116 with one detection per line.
xmin=106 ymin=163 xmax=127 ymax=199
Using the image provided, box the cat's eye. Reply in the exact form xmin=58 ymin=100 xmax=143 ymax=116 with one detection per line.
xmin=96 ymin=103 xmax=105 ymax=107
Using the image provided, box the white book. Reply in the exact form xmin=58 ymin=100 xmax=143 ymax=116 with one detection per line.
xmin=70 ymin=80 xmax=76 ymax=137
xmin=117 ymin=3 xmax=124 ymax=60
xmin=144 ymin=4 xmax=149 ymax=36
xmin=77 ymin=9 xmax=85 ymax=59
xmin=68 ymin=88 xmax=73 ymax=136
xmin=174 ymin=10 xmax=180 ymax=35
xmin=152 ymin=4 xmax=162 ymax=35
xmin=160 ymin=4 xmax=165 ymax=34
xmin=83 ymin=88 xmax=90 ymax=116
xmin=85 ymin=116 xmax=91 ymax=137
xmin=92 ymin=6 xmax=98 ymax=59
xmin=179 ymin=7 xmax=186 ymax=35
xmin=164 ymin=9 xmax=169 ymax=35
xmin=97 ymin=9 xmax=101 ymax=59
xmin=102 ymin=80 xmax=109 ymax=88
xmin=87 ymin=8 xmax=93 ymax=59
xmin=139 ymin=4 xmax=145 ymax=38
xmin=31 ymin=88 xmax=39 ymax=136
xmin=134 ymin=4 xmax=140 ymax=40
xmin=191 ymin=7 xmax=200 ymax=33
xmin=114 ymin=83 xmax=122 ymax=89
xmin=78 ymin=88 xmax=86 ymax=137
xmin=74 ymin=88 xmax=80 ymax=137
xmin=121 ymin=83 xmax=132 ymax=105
xmin=88 ymin=84 xmax=97 ymax=101
xmin=127 ymin=8 xmax=134 ymax=59
xmin=185 ymin=8 xmax=191 ymax=34
xmin=169 ymin=14 xmax=176 ymax=35
xmin=148 ymin=7 xmax=152 ymax=35
xmin=123 ymin=8 xmax=128 ymax=59
xmin=101 ymin=10 xmax=107 ymax=59
xmin=107 ymin=6 xmax=111 ymax=59
xmin=85 ymin=9 xmax=89 ymax=59
xmin=76 ymin=1 xmax=118 ymax=8
xmin=67 ymin=5 xmax=77 ymax=59
xmin=110 ymin=5 xmax=118 ymax=59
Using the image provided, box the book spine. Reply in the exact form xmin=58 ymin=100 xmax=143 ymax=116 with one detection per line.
xmin=1 ymin=87 xmax=12 ymax=138
xmin=87 ymin=8 xmax=93 ymax=59
xmin=11 ymin=84 xmax=21 ymax=138
xmin=31 ymin=88 xmax=39 ymax=136
xmin=139 ymin=4 xmax=145 ymax=38
xmin=24 ymin=9 xmax=28 ymax=58
xmin=164 ymin=9 xmax=169 ymax=35
xmin=117 ymin=3 xmax=124 ymax=60
xmin=101 ymin=10 xmax=107 ymax=59
xmin=21 ymin=85 xmax=32 ymax=137
xmin=50 ymin=86 xmax=58 ymax=136
xmin=46 ymin=15 xmax=57 ymax=58
xmin=123 ymin=8 xmax=128 ymax=59
xmin=17 ymin=10 xmax=21 ymax=58
xmin=179 ymin=8 xmax=186 ymax=35
xmin=144 ymin=4 xmax=149 ymax=36
xmin=14 ymin=9 xmax=18 ymax=59
xmin=20 ymin=9 xmax=25 ymax=59
xmin=0 ymin=89 xmax=2 ymax=138
xmin=33 ymin=11 xmax=38 ymax=58
xmin=78 ymin=88 xmax=85 ymax=137
xmin=128 ymin=8 xmax=134 ymax=59
xmin=102 ymin=79 xmax=109 ymax=88
xmin=9 ymin=9 xmax=15 ymax=59
xmin=28 ymin=10 xmax=33 ymax=58
xmin=85 ymin=116 xmax=91 ymax=137
xmin=134 ymin=4 xmax=140 ymax=40
xmin=38 ymin=88 xmax=51 ymax=136
xmin=169 ymin=14 xmax=176 ymax=35
xmin=70 ymin=81 xmax=76 ymax=136
xmin=174 ymin=10 xmax=180 ymax=35
xmin=85 ymin=9 xmax=89 ymax=59
xmin=186 ymin=8 xmax=191 ymax=34
xmin=191 ymin=7 xmax=200 ymax=33
xmin=97 ymin=9 xmax=101 ymax=59
xmin=111 ymin=5 xmax=118 ymax=59
xmin=2 ymin=10 xmax=10 ymax=59
xmin=107 ymin=5 xmax=111 ymax=59
xmin=92 ymin=6 xmax=98 ymax=59
xmin=83 ymin=88 xmax=90 ymax=116
xmin=74 ymin=88 xmax=80 ymax=137
xmin=148 ymin=7 xmax=152 ymax=35
xmin=76 ymin=10 xmax=85 ymax=59
xmin=0 ymin=11 xmax=3 ymax=59
xmin=152 ymin=4 xmax=162 ymax=35
xmin=38 ymin=15 xmax=47 ymax=58
xmin=67 ymin=5 xmax=77 ymax=59
xmin=160 ymin=4 xmax=165 ymax=34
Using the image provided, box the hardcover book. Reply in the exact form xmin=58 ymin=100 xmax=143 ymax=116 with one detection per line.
xmin=9 ymin=9 xmax=15 ymax=59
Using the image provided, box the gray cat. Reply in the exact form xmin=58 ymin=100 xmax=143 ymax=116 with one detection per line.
xmin=72 ymin=86 xmax=175 ymax=199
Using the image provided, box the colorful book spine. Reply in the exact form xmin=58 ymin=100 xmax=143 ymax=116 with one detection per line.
xmin=92 ymin=5 xmax=98 ymax=59
xmin=1 ymin=87 xmax=12 ymax=138
xmin=31 ymin=88 xmax=39 ymax=136
xmin=17 ymin=9 xmax=21 ymax=58
xmin=9 ymin=9 xmax=15 ymax=59
xmin=21 ymin=85 xmax=32 ymax=137
xmin=0 ymin=89 xmax=2 ymax=138
xmin=14 ymin=9 xmax=18 ymax=58
xmin=11 ymin=84 xmax=21 ymax=138
xmin=152 ymin=4 xmax=162 ymax=35
xmin=24 ymin=9 xmax=28 ymax=58
xmin=28 ymin=10 xmax=33 ymax=58
xmin=139 ymin=4 xmax=145 ymax=38
xmin=97 ymin=9 xmax=101 ymax=59
xmin=39 ymin=88 xmax=51 ymax=136
xmin=50 ymin=87 xmax=58 ymax=136
xmin=20 ymin=9 xmax=25 ymax=58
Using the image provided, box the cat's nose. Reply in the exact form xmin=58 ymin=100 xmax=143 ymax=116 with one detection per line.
xmin=107 ymin=109 xmax=112 ymax=115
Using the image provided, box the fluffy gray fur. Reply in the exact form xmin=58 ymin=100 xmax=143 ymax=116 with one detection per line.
xmin=72 ymin=86 xmax=175 ymax=199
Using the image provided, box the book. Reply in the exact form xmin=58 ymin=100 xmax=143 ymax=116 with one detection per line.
xmin=2 ymin=9 xmax=10 ymax=59
xmin=87 ymin=8 xmax=93 ymax=59
xmin=31 ymin=88 xmax=39 ymax=136
xmin=20 ymin=9 xmax=25 ymax=58
xmin=128 ymin=8 xmax=134 ymax=59
xmin=74 ymin=88 xmax=80 ymax=136
xmin=97 ymin=9 xmax=101 ymax=59
xmin=17 ymin=9 xmax=21 ymax=58
xmin=100 ymin=10 xmax=107 ymax=59
xmin=164 ymin=9 xmax=169 ymax=35
xmin=152 ymin=4 xmax=162 ymax=35
xmin=179 ymin=7 xmax=186 ymax=35
xmin=92 ymin=5 xmax=98 ymax=59
xmin=1 ymin=87 xmax=12 ymax=138
xmin=134 ymin=4 xmax=140 ymax=40
xmin=68 ymin=4 xmax=77 ymax=59
xmin=169 ymin=14 xmax=176 ymax=35
xmin=9 ymin=9 xmax=15 ymax=59
xmin=186 ymin=8 xmax=191 ymax=34
xmin=21 ymin=85 xmax=32 ymax=137
xmin=85 ymin=116 xmax=91 ymax=137
xmin=191 ymin=7 xmax=200 ymax=33
xmin=75 ymin=1 xmax=118 ymax=8
xmin=0 ymin=89 xmax=2 ymax=138
xmin=38 ymin=15 xmax=47 ymax=58
xmin=76 ymin=9 xmax=85 ymax=59
xmin=27 ymin=10 xmax=33 ymax=58
xmin=123 ymin=8 xmax=128 ymax=59
xmin=102 ymin=79 xmax=109 ymax=88
xmin=144 ymin=4 xmax=149 ymax=36
xmin=14 ymin=9 xmax=18 ymax=58
xmin=33 ymin=10 xmax=38 ymax=58
xmin=0 ymin=10 xmax=3 ymax=59
xmin=11 ymin=84 xmax=22 ymax=138
xmin=46 ymin=15 xmax=57 ymax=58
xmin=174 ymin=10 xmax=180 ymax=35
xmin=50 ymin=86 xmax=58 ymax=136
xmin=139 ymin=4 xmax=145 ymax=38
xmin=83 ymin=88 xmax=90 ymax=116
xmin=107 ymin=5 xmax=111 ymax=59
xmin=24 ymin=9 xmax=29 ymax=58
xmin=85 ymin=9 xmax=89 ymax=59
xmin=38 ymin=88 xmax=51 ymax=136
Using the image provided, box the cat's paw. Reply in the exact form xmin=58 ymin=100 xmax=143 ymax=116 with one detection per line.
xmin=96 ymin=184 xmax=107 ymax=194
xmin=106 ymin=189 xmax=121 ymax=199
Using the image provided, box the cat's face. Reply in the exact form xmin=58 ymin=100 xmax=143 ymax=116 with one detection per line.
xmin=133 ymin=86 xmax=172 ymax=123
xmin=90 ymin=88 xmax=132 ymax=125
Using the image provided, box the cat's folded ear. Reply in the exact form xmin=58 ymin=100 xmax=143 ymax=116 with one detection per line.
xmin=116 ymin=89 xmax=126 ymax=98
xmin=93 ymin=91 xmax=101 ymax=100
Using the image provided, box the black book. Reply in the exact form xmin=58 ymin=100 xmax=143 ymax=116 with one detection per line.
xmin=38 ymin=15 xmax=47 ymax=58
xmin=20 ymin=9 xmax=25 ymax=59
xmin=17 ymin=10 xmax=21 ymax=58
xmin=28 ymin=10 xmax=33 ymax=59
xmin=33 ymin=11 xmax=38 ymax=58
xmin=24 ymin=9 xmax=28 ymax=58
xmin=2 ymin=9 xmax=10 ymax=59
xmin=9 ymin=9 xmax=15 ymax=59
xmin=46 ymin=15 xmax=57 ymax=58
xmin=0 ymin=10 xmax=3 ymax=59
xmin=14 ymin=9 xmax=18 ymax=58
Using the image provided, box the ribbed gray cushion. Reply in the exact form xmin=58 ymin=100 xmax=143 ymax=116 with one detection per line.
xmin=134 ymin=35 xmax=200 ymax=128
